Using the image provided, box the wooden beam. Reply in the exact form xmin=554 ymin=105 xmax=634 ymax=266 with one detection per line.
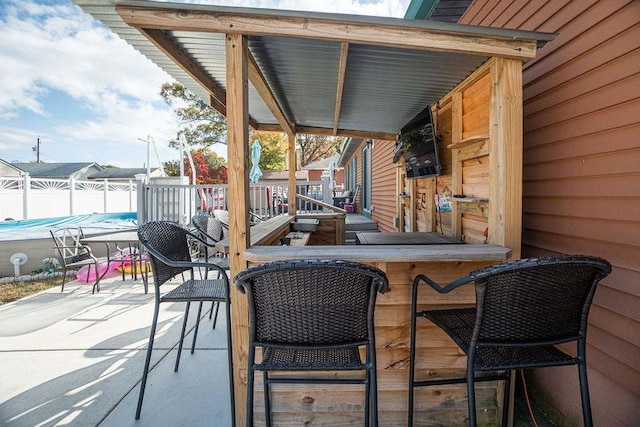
xmin=117 ymin=5 xmax=539 ymax=60
xmin=246 ymin=48 xmax=295 ymax=136
xmin=225 ymin=32 xmax=249 ymax=427
xmin=141 ymin=28 xmax=227 ymax=110
xmin=296 ymin=125 xmax=398 ymax=141
xmin=208 ymin=94 xmax=226 ymax=117
xmin=332 ymin=42 xmax=349 ymax=135
xmin=250 ymin=123 xmax=398 ymax=140
xmin=288 ymin=133 xmax=297 ymax=216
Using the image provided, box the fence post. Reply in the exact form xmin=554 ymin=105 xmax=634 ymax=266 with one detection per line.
xmin=103 ymin=179 xmax=109 ymax=213
xmin=135 ymin=174 xmax=147 ymax=224
xmin=321 ymin=176 xmax=331 ymax=210
xmin=69 ymin=176 xmax=76 ymax=216
xmin=128 ymin=179 xmax=133 ymax=212
xmin=22 ymin=173 xmax=30 ymax=220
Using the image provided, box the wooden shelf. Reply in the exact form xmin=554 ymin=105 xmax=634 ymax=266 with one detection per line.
xmin=455 ymin=197 xmax=488 ymax=203
xmin=455 ymin=198 xmax=489 ymax=218
xmin=447 ymin=135 xmax=489 ymax=149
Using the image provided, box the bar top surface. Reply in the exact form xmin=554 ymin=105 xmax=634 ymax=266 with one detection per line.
xmin=356 ymin=231 xmax=462 ymax=245
xmin=244 ymin=244 xmax=512 ymax=263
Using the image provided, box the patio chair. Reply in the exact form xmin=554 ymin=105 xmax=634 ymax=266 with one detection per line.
xmin=191 ymin=214 xmax=230 ymax=326
xmin=235 ymin=259 xmax=389 ymax=427
xmin=191 ymin=214 xmax=229 ymax=271
xmin=408 ymin=256 xmax=611 ymax=427
xmin=135 ymin=221 xmax=234 ymax=423
xmin=212 ymin=209 xmax=230 ymax=229
xmin=50 ymin=226 xmax=109 ymax=293
xmin=212 ymin=208 xmax=265 ymax=229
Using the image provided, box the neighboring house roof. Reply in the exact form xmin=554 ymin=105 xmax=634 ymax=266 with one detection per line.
xmin=88 ymin=168 xmax=163 ymax=180
xmin=260 ymin=170 xmax=309 ymax=181
xmin=303 ymin=155 xmax=342 ymax=171
xmin=404 ymin=0 xmax=473 ymax=22
xmin=10 ymin=162 xmax=103 ymax=179
xmin=0 ymin=159 xmax=24 ymax=176
xmin=337 ymin=138 xmax=364 ymax=167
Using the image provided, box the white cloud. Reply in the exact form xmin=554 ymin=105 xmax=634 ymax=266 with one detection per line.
xmin=0 ymin=0 xmax=409 ymax=166
xmin=0 ymin=1 xmax=169 ymax=115
xmin=174 ymin=0 xmax=409 ymax=17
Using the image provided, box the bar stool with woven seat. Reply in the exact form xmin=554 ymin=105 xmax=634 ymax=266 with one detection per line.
xmin=408 ymin=256 xmax=611 ymax=427
xmin=136 ymin=221 xmax=235 ymax=424
xmin=191 ymin=215 xmax=230 ymax=327
xmin=235 ymin=259 xmax=389 ymax=427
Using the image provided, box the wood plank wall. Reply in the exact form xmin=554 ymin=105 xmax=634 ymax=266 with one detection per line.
xmin=435 ymin=103 xmax=454 ymax=236
xmin=460 ymin=1 xmax=640 ymax=425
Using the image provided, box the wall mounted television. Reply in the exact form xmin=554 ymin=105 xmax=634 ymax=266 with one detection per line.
xmin=398 ymin=105 xmax=441 ymax=179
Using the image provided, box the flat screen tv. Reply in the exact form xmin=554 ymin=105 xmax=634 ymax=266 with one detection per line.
xmin=399 ymin=105 xmax=441 ymax=179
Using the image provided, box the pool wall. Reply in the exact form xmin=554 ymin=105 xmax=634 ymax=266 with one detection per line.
xmin=0 ymin=213 xmax=137 ymax=278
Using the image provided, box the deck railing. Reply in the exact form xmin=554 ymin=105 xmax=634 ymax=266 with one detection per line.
xmin=137 ymin=179 xmax=331 ymax=224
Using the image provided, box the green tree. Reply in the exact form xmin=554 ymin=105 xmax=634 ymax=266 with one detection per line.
xmin=161 ymin=82 xmax=345 ymax=168
xmin=296 ymin=134 xmax=344 ymax=166
xmin=249 ymin=131 xmax=288 ymax=171
xmin=163 ymin=160 xmax=180 ymax=177
xmin=160 ymin=82 xmax=226 ymax=149
xmin=163 ymin=148 xmax=227 ymax=184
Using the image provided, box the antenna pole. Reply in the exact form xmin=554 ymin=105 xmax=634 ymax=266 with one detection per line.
xmin=33 ymin=137 xmax=41 ymax=163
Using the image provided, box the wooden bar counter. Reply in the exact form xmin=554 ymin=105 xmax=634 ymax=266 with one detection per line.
xmin=241 ymin=244 xmax=512 ymax=425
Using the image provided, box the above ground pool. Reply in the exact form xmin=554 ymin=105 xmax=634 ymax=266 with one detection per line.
xmin=0 ymin=212 xmax=137 ymax=241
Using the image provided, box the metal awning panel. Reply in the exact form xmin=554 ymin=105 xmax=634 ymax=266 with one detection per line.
xmin=338 ymin=44 xmax=489 ymax=133
xmin=248 ymin=36 xmax=341 ymax=129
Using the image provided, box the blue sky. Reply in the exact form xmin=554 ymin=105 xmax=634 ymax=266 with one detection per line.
xmin=0 ymin=0 xmax=410 ymax=168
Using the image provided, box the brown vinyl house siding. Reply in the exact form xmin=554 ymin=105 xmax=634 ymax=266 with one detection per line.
xmin=461 ymin=1 xmax=640 ymax=426
xmin=370 ymin=139 xmax=398 ymax=232
xmin=342 ymin=139 xmax=398 ymax=232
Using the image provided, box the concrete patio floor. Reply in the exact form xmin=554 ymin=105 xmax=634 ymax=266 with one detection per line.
xmin=0 ymin=273 xmax=232 ymax=427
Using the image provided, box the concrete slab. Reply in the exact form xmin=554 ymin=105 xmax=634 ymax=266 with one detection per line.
xmin=0 ymin=275 xmax=232 ymax=426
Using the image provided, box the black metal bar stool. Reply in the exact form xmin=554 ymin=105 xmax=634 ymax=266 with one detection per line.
xmin=408 ymin=256 xmax=611 ymax=426
xmin=235 ymin=259 xmax=389 ymax=427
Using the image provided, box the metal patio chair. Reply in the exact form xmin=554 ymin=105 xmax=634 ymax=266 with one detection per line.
xmin=191 ymin=214 xmax=230 ymax=325
xmin=135 ymin=221 xmax=234 ymax=424
xmin=408 ymin=256 xmax=611 ymax=427
xmin=50 ymin=226 xmax=109 ymax=293
xmin=235 ymin=259 xmax=389 ymax=427
xmin=191 ymin=214 xmax=229 ymax=271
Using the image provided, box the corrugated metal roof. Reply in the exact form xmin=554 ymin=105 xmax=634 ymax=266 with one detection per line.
xmin=72 ymin=0 xmax=554 ymax=139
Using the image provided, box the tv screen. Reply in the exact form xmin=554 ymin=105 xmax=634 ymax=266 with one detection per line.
xmin=400 ymin=106 xmax=441 ymax=179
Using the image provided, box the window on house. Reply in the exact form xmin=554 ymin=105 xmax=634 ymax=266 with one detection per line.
xmin=349 ymin=157 xmax=357 ymax=191
xmin=361 ymin=141 xmax=372 ymax=216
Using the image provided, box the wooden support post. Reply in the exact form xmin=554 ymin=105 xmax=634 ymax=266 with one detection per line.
xmin=226 ymin=32 xmax=249 ymax=427
xmin=489 ymin=58 xmax=522 ymax=259
xmin=451 ymin=91 xmax=463 ymax=239
xmin=288 ymin=133 xmax=297 ymax=216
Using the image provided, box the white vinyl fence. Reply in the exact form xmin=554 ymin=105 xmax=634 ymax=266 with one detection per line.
xmin=0 ymin=175 xmax=137 ymax=220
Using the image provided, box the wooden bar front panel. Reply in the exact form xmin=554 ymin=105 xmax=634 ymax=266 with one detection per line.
xmin=244 ymin=256 xmax=504 ymax=426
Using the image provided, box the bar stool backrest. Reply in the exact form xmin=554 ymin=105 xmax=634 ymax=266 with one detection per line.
xmin=236 ymin=259 xmax=388 ymax=347
xmin=138 ymin=221 xmax=192 ymax=287
xmin=469 ymin=256 xmax=612 ymax=347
